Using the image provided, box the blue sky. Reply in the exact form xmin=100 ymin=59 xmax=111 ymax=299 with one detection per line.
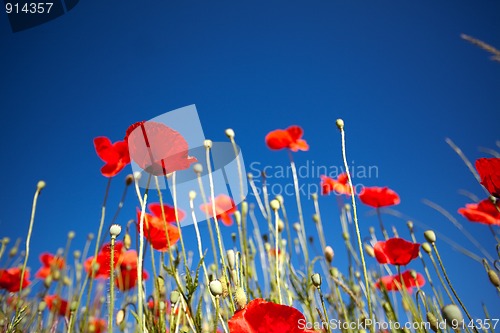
xmin=1 ymin=0 xmax=499 ymax=320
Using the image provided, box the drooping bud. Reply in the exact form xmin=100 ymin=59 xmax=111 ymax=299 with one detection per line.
xmin=123 ymin=233 xmax=132 ymax=250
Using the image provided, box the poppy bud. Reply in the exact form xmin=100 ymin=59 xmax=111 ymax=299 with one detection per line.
xmin=123 ymin=233 xmax=132 ymax=250
xmin=342 ymin=232 xmax=349 ymax=240
xmin=311 ymin=193 xmax=318 ymax=201
xmin=38 ymin=301 xmax=46 ymax=312
xmin=109 ymin=224 xmax=122 ymax=238
xmin=424 ymin=230 xmax=436 ymax=243
xmin=234 ymin=211 xmax=241 ymax=226
xmin=281 ymin=239 xmax=287 ymax=248
xmin=488 ymin=270 xmax=500 ymax=287
xmin=210 ymin=280 xmax=223 ymax=297
xmin=335 ymin=119 xmax=345 ymax=130
xmin=264 ymin=242 xmax=271 ymax=252
xmin=422 ymin=242 xmax=432 ymax=254
xmin=344 ymin=204 xmax=351 ymax=211
xmin=227 ymin=250 xmax=236 ymax=269
xmin=441 ymin=304 xmax=463 ymax=326
xmin=324 ymin=246 xmax=334 ymax=263
xmin=352 ymin=285 xmax=361 ymax=296
xmin=125 ymin=174 xmax=134 ymax=186
xmin=37 ymin=180 xmax=46 ymax=190
xmin=293 ymin=223 xmax=301 ymax=232
xmin=9 ymin=246 xmax=18 ymax=257
xmin=225 ymin=128 xmax=235 ymax=138
xmin=133 ymin=171 xmax=142 ymax=181
xmin=406 ymin=221 xmax=414 ymax=231
xmin=68 ymin=231 xmax=75 ymax=240
xmin=116 ymin=309 xmax=126 ymax=325
xmin=2 ymin=237 xmax=10 ymax=245
xmin=204 ymin=140 xmax=213 ymax=149
xmin=311 ymin=273 xmax=322 ymax=287
xmin=73 ymin=250 xmax=81 ymax=260
xmin=270 ymin=199 xmax=280 ymax=211
xmin=170 ymin=290 xmax=180 ymax=304
xmin=330 ymin=267 xmax=339 ymax=278
xmin=193 ymin=163 xmax=203 ymax=174
xmin=231 ymin=269 xmax=239 ymax=286
xmin=185 ymin=191 xmax=196 ymax=202
xmin=234 ymin=287 xmax=247 ymax=310
xmin=231 ymin=233 xmax=237 ymax=243
xmin=247 ymin=172 xmax=253 ymax=180
xmin=312 ymin=214 xmax=320 ymax=224
xmin=277 ymin=219 xmax=284 ymax=233
xmin=410 ymin=270 xmax=418 ymax=280
xmin=355 ymin=271 xmax=361 ymax=279
xmin=368 ymin=227 xmax=375 ymax=235
xmin=219 ymin=275 xmax=229 ymax=297
xmin=51 ymin=270 xmax=61 ymax=281
xmin=426 ymin=312 xmax=439 ymax=332
xmin=44 ymin=276 xmax=52 ymax=288
xmin=364 ymin=244 xmax=375 ymax=258
xmin=87 ymin=233 xmax=95 ymax=241
xmin=70 ymin=301 xmax=78 ymax=312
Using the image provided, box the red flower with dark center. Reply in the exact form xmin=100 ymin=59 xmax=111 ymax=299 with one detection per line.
xmin=375 ymin=270 xmax=425 ymax=293
xmin=84 ymin=242 xmax=124 ymax=279
xmin=125 ymin=121 xmax=197 ymax=176
xmin=116 ymin=250 xmax=148 ymax=291
xmin=359 ymin=186 xmax=400 ymax=208
xmin=35 ymin=253 xmax=65 ymax=279
xmin=265 ymin=126 xmax=309 ymax=152
xmin=229 ymin=298 xmax=316 ymax=333
xmin=200 ymin=194 xmax=237 ymax=226
xmin=137 ymin=204 xmax=182 ymax=252
xmin=93 ymin=137 xmax=130 ymax=177
xmin=476 ymin=158 xmax=500 ymax=198
xmin=373 ymin=238 xmax=420 ymax=266
xmin=321 ymin=173 xmax=351 ymax=196
xmin=0 ymin=267 xmax=30 ymax=292
xmin=458 ymin=199 xmax=500 ymax=226
xmin=44 ymin=295 xmax=69 ymax=317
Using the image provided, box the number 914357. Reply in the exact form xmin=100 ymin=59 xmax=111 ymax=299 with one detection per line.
xmin=6 ymin=2 xmax=53 ymax=14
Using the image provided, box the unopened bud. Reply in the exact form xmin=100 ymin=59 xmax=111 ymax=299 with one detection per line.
xmin=38 ymin=301 xmax=46 ymax=312
xmin=312 ymin=214 xmax=320 ymax=224
xmin=270 ymin=199 xmax=280 ymax=211
xmin=234 ymin=287 xmax=247 ymax=310
xmin=441 ymin=304 xmax=463 ymax=326
xmin=193 ymin=163 xmax=203 ymax=174
xmin=68 ymin=231 xmax=75 ymax=240
xmin=406 ymin=221 xmax=414 ymax=231
xmin=170 ymin=290 xmax=180 ymax=304
xmin=109 ymin=224 xmax=122 ymax=237
xmin=427 ymin=312 xmax=439 ymax=332
xmin=225 ymin=128 xmax=235 ymax=138
xmin=364 ymin=244 xmax=375 ymax=258
xmin=116 ymin=309 xmax=126 ymax=325
xmin=488 ymin=270 xmax=500 ymax=287
xmin=311 ymin=193 xmax=318 ymax=201
xmin=335 ymin=119 xmax=345 ymax=130
xmin=37 ymin=180 xmax=46 ymax=190
xmin=422 ymin=242 xmax=432 ymax=254
xmin=209 ymin=280 xmax=223 ymax=296
xmin=293 ymin=223 xmax=301 ymax=232
xmin=227 ymin=250 xmax=236 ymax=269
xmin=311 ymin=273 xmax=322 ymax=287
xmin=324 ymin=246 xmax=334 ymax=263
xmin=204 ymin=140 xmax=213 ymax=149
xmin=125 ymin=174 xmax=134 ymax=186
xmin=342 ymin=232 xmax=349 ymax=241
xmin=189 ymin=191 xmax=196 ymax=200
xmin=275 ymin=195 xmax=284 ymax=204
xmin=123 ymin=233 xmax=132 ymax=250
xmin=277 ymin=219 xmax=284 ymax=233
xmin=424 ymin=230 xmax=436 ymax=243
xmin=44 ymin=276 xmax=53 ymax=288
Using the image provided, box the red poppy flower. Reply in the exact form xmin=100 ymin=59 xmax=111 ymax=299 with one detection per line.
xmin=359 ymin=186 xmax=400 ymax=208
xmin=44 ymin=295 xmax=69 ymax=317
xmin=89 ymin=318 xmax=107 ymax=333
xmin=116 ymin=250 xmax=148 ymax=291
xmin=476 ymin=158 xmax=500 ymax=198
xmin=265 ymin=126 xmax=309 ymax=152
xmin=458 ymin=199 xmax=500 ymax=226
xmin=228 ymin=298 xmax=316 ymax=333
xmin=0 ymin=267 xmax=30 ymax=292
xmin=93 ymin=137 xmax=131 ymax=177
xmin=321 ymin=173 xmax=351 ymax=196
xmin=137 ymin=204 xmax=182 ymax=252
xmin=200 ymin=194 xmax=237 ymax=226
xmin=84 ymin=242 xmax=124 ymax=279
xmin=35 ymin=253 xmax=65 ymax=279
xmin=126 ymin=121 xmax=197 ymax=176
xmin=375 ymin=270 xmax=425 ymax=293
xmin=373 ymin=238 xmax=420 ymax=266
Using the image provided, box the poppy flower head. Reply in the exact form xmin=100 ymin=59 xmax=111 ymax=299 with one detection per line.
xmin=35 ymin=253 xmax=65 ymax=279
xmin=93 ymin=137 xmax=131 ymax=177
xmin=321 ymin=173 xmax=351 ymax=196
xmin=375 ymin=270 xmax=425 ymax=293
xmin=265 ymin=126 xmax=309 ymax=152
xmin=116 ymin=250 xmax=148 ymax=291
xmin=228 ymin=298 xmax=317 ymax=333
xmin=0 ymin=267 xmax=30 ymax=292
xmin=359 ymin=186 xmax=400 ymax=208
xmin=125 ymin=121 xmax=197 ymax=176
xmin=89 ymin=318 xmax=107 ymax=333
xmin=373 ymin=238 xmax=420 ymax=266
xmin=84 ymin=242 xmax=124 ymax=279
xmin=44 ymin=295 xmax=69 ymax=317
xmin=199 ymin=194 xmax=237 ymax=226
xmin=137 ymin=204 xmax=182 ymax=252
xmin=475 ymin=158 xmax=500 ymax=198
xmin=458 ymin=199 xmax=500 ymax=226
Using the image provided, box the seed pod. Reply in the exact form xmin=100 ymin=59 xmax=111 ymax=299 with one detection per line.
xmin=312 ymin=214 xmax=320 ymax=224
xmin=421 ymin=242 xmax=432 ymax=254
xmin=324 ymin=246 xmax=334 ymax=263
xmin=270 ymin=199 xmax=280 ymax=211
xmin=336 ymin=119 xmax=345 ymax=130
xmin=170 ymin=290 xmax=180 ymax=304
xmin=311 ymin=273 xmax=322 ymax=287
xmin=364 ymin=244 xmax=375 ymax=258
xmin=109 ymin=224 xmax=122 ymax=237
xmin=441 ymin=304 xmax=463 ymax=325
xmin=424 ymin=230 xmax=436 ymax=243
xmin=225 ymin=128 xmax=235 ymax=138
